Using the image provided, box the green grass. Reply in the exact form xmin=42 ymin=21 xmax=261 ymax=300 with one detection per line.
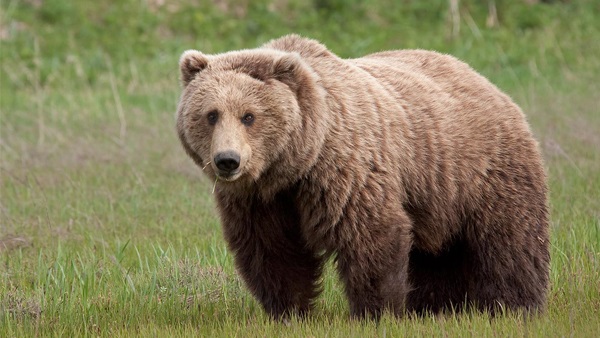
xmin=1 ymin=0 xmax=599 ymax=336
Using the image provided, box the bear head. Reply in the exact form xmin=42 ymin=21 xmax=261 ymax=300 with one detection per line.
xmin=176 ymin=47 xmax=329 ymax=198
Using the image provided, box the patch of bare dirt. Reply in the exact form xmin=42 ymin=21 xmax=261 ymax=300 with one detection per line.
xmin=0 ymin=234 xmax=31 ymax=253
xmin=0 ymin=289 xmax=42 ymax=319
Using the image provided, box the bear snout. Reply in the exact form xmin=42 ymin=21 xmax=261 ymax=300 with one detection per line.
xmin=214 ymin=151 xmax=241 ymax=175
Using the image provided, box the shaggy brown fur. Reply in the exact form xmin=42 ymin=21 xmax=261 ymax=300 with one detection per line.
xmin=175 ymin=35 xmax=550 ymax=320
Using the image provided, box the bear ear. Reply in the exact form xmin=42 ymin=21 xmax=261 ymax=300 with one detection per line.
xmin=179 ymin=50 xmax=209 ymax=86
xmin=271 ymin=53 xmax=304 ymax=92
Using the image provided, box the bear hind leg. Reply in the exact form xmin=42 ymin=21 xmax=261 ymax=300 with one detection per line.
xmin=465 ymin=219 xmax=550 ymax=316
xmin=406 ymin=238 xmax=471 ymax=315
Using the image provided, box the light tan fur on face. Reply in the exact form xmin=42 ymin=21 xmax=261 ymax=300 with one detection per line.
xmin=177 ymin=51 xmax=301 ymax=189
xmin=177 ymin=48 xmax=321 ymax=192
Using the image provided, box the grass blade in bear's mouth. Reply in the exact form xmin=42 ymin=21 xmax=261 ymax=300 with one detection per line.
xmin=216 ymin=171 xmax=240 ymax=181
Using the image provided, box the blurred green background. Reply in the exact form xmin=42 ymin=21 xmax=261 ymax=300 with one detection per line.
xmin=3 ymin=0 xmax=599 ymax=86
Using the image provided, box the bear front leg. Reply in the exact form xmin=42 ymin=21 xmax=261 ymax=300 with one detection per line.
xmin=336 ymin=214 xmax=413 ymax=320
xmin=231 ymin=236 xmax=324 ymax=319
xmin=218 ymin=193 xmax=324 ymax=320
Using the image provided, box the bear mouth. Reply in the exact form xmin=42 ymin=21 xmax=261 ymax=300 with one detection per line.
xmin=215 ymin=170 xmax=242 ymax=182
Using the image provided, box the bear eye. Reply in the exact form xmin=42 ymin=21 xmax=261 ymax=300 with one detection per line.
xmin=206 ymin=110 xmax=218 ymax=125
xmin=241 ymin=112 xmax=255 ymax=126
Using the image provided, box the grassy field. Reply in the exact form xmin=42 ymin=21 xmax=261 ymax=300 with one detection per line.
xmin=1 ymin=0 xmax=599 ymax=336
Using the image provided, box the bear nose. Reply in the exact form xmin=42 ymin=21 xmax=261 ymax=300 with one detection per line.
xmin=214 ymin=151 xmax=240 ymax=173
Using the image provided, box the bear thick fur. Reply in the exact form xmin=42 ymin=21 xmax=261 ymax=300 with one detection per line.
xmin=175 ymin=35 xmax=550 ymax=319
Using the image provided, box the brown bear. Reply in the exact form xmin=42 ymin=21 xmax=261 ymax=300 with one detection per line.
xmin=175 ymin=34 xmax=550 ymax=320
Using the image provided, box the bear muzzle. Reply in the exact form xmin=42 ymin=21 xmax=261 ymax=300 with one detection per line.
xmin=214 ymin=151 xmax=241 ymax=180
